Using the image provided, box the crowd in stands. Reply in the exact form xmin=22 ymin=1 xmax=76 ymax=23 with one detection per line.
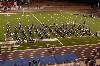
xmin=85 ymin=48 xmax=100 ymax=66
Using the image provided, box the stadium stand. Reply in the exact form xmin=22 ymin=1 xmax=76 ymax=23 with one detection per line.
xmin=0 ymin=53 xmax=78 ymax=66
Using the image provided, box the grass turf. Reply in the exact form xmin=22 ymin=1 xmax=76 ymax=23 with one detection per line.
xmin=0 ymin=11 xmax=100 ymax=50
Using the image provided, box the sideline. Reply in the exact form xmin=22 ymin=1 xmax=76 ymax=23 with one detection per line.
xmin=0 ymin=13 xmax=16 ymax=14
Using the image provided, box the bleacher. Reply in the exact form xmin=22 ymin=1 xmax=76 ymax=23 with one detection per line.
xmin=0 ymin=53 xmax=78 ymax=66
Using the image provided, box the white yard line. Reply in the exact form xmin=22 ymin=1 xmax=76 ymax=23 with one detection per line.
xmin=31 ymin=13 xmax=41 ymax=23
xmin=57 ymin=38 xmax=64 ymax=45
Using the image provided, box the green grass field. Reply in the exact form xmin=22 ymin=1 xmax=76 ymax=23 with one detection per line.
xmin=0 ymin=11 xmax=100 ymax=50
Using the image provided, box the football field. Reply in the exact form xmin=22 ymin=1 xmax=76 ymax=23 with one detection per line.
xmin=0 ymin=11 xmax=100 ymax=50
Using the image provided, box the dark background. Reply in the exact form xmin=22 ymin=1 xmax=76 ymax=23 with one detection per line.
xmin=2 ymin=0 xmax=99 ymax=3
xmin=1 ymin=0 xmax=100 ymax=5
